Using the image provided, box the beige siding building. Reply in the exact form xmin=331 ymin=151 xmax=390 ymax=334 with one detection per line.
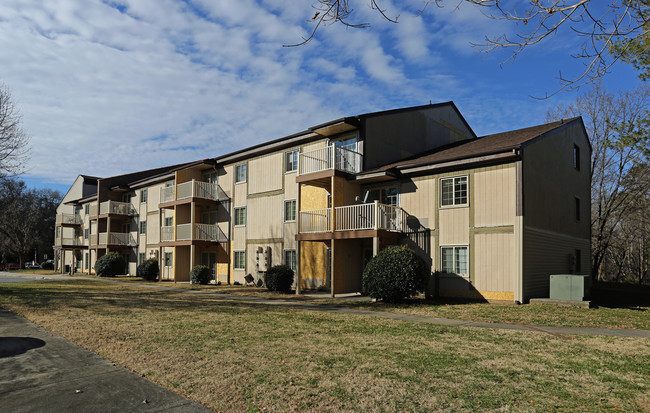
xmin=54 ymin=102 xmax=591 ymax=302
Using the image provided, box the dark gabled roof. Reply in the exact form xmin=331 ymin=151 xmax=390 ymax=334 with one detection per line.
xmin=100 ymin=159 xmax=214 ymax=190
xmin=360 ymin=117 xmax=582 ymax=174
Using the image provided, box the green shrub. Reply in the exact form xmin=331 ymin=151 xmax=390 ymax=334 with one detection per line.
xmin=362 ymin=245 xmax=428 ymax=303
xmin=95 ymin=252 xmax=126 ymax=277
xmin=265 ymin=265 xmax=294 ymax=292
xmin=190 ymin=265 xmax=212 ymax=285
xmin=40 ymin=261 xmax=54 ymax=270
xmin=137 ymin=259 xmax=159 ymax=281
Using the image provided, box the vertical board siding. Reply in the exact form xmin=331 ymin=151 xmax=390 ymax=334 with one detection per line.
xmin=249 ymin=153 xmax=283 ymax=194
xmin=474 ymin=232 xmax=514 ymax=292
xmin=523 ymin=226 xmax=591 ymax=299
xmin=284 ymin=171 xmax=297 ymax=200
xmin=439 ymin=207 xmax=469 ymax=245
xmin=233 ymin=179 xmax=247 ymax=207
xmin=474 ymin=165 xmax=516 ymax=227
xmin=248 ymin=195 xmax=283 ymax=240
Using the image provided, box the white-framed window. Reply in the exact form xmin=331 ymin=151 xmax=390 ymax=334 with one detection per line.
xmin=441 ymin=246 xmax=468 ymax=277
xmin=284 ymin=249 xmax=297 ymax=271
xmin=284 ymin=199 xmax=296 ymax=222
xmin=440 ymin=176 xmax=468 ymax=207
xmin=164 ymin=217 xmax=173 ymax=227
xmin=84 ymin=204 xmax=90 ymax=215
xmin=235 ymin=163 xmax=247 ymax=183
xmin=234 ymin=251 xmax=246 ymax=270
xmin=164 ymin=252 xmax=173 ymax=267
xmin=84 ymin=229 xmax=89 ymax=240
xmin=139 ymin=221 xmax=147 ymax=235
xmin=140 ymin=189 xmax=148 ymax=203
xmin=234 ymin=207 xmax=246 ymax=226
xmin=138 ymin=253 xmax=146 ymax=265
xmin=285 ymin=150 xmax=298 ymax=172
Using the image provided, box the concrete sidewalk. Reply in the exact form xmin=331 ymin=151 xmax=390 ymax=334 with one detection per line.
xmin=0 ymin=308 xmax=209 ymax=413
xmin=86 ymin=277 xmax=650 ymax=339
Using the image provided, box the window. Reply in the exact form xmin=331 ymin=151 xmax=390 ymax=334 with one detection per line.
xmin=139 ymin=221 xmax=147 ymax=235
xmin=573 ymin=145 xmax=580 ymax=170
xmin=84 ymin=229 xmax=89 ymax=240
xmin=440 ymin=176 xmax=468 ymax=207
xmin=165 ymin=180 xmax=175 ymax=187
xmin=284 ymin=200 xmax=296 ymax=222
xmin=234 ymin=251 xmax=246 ymax=270
xmin=575 ymin=249 xmax=582 ymax=273
xmin=235 ymin=163 xmax=247 ymax=183
xmin=139 ymin=253 xmax=146 ymax=265
xmin=85 ymin=252 xmax=89 ymax=270
xmin=202 ymin=170 xmax=218 ymax=184
xmin=164 ymin=252 xmax=173 ymax=267
xmin=121 ymin=223 xmax=130 ymax=233
xmin=284 ymin=250 xmax=297 ymax=271
xmin=575 ymin=197 xmax=581 ymax=221
xmin=441 ymin=246 xmax=468 ymax=276
xmin=84 ymin=204 xmax=90 ymax=215
xmin=285 ymin=150 xmax=298 ymax=172
xmin=122 ymin=193 xmax=130 ymax=203
xmin=140 ymin=189 xmax=148 ymax=203
xmin=234 ymin=207 xmax=246 ymax=226
xmin=164 ymin=217 xmax=173 ymax=227
xmin=56 ymin=227 xmax=61 ymax=238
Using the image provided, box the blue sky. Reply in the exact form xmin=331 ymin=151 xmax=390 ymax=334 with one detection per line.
xmin=0 ymin=0 xmax=641 ymax=194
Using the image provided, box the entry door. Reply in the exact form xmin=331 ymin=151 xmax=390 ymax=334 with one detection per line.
xmin=202 ymin=252 xmax=217 ymax=281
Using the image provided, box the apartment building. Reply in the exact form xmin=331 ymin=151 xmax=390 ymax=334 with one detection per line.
xmin=54 ymin=102 xmax=591 ymax=302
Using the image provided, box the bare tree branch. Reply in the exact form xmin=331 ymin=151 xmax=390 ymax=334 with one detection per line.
xmin=0 ymin=84 xmax=30 ymax=180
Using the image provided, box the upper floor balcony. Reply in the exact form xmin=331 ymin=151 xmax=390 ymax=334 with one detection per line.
xmin=159 ymin=180 xmax=228 ymax=207
xmin=90 ymin=201 xmax=137 ymax=219
xmin=297 ymin=201 xmax=407 ymax=241
xmin=56 ymin=213 xmax=82 ymax=226
xmin=54 ymin=236 xmax=85 ymax=248
xmin=89 ymin=232 xmax=137 ymax=247
xmin=298 ymin=145 xmax=363 ymax=182
xmin=160 ymin=223 xmax=228 ymax=244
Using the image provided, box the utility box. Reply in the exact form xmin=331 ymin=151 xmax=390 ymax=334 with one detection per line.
xmin=549 ymin=274 xmax=591 ymax=301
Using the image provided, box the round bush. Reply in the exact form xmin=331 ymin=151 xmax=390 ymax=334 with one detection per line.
xmin=362 ymin=245 xmax=428 ymax=303
xmin=190 ymin=265 xmax=212 ymax=285
xmin=95 ymin=252 xmax=126 ymax=277
xmin=137 ymin=259 xmax=159 ymax=281
xmin=265 ymin=265 xmax=294 ymax=292
xmin=40 ymin=261 xmax=54 ymax=270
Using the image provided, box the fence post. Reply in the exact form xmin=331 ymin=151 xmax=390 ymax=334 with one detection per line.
xmin=374 ymin=201 xmax=379 ymax=230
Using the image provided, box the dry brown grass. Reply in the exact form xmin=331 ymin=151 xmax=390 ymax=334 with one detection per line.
xmin=1 ymin=280 xmax=648 ymax=412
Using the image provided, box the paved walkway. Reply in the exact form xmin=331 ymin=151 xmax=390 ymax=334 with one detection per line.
xmin=85 ymin=276 xmax=650 ymax=339
xmin=0 ymin=307 xmax=209 ymax=412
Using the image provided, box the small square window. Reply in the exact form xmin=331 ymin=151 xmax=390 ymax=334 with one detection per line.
xmin=235 ymin=163 xmax=247 ymax=183
xmin=440 ymin=176 xmax=468 ymax=207
xmin=234 ymin=251 xmax=246 ymax=270
xmin=234 ymin=207 xmax=246 ymax=226
xmin=285 ymin=150 xmax=298 ymax=172
xmin=284 ymin=200 xmax=296 ymax=222
xmin=441 ymin=246 xmax=468 ymax=276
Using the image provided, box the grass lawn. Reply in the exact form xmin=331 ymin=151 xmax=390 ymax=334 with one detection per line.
xmin=1 ymin=280 xmax=649 ymax=412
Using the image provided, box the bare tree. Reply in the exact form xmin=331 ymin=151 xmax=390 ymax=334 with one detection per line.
xmin=296 ymin=1 xmax=648 ymax=92
xmin=0 ymin=84 xmax=30 ymax=180
xmin=547 ymin=84 xmax=650 ymax=283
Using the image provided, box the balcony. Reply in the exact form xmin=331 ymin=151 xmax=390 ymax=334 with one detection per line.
xmin=298 ymin=145 xmax=363 ymax=177
xmin=297 ymin=202 xmax=407 ymax=240
xmin=90 ymin=232 xmax=136 ymax=247
xmin=160 ymin=224 xmax=228 ymax=243
xmin=56 ymin=213 xmax=82 ymax=226
xmin=159 ymin=180 xmax=228 ymax=206
xmin=100 ymin=201 xmax=137 ymax=216
xmin=54 ymin=237 xmax=84 ymax=248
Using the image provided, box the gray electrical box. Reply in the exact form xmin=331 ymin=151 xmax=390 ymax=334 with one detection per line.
xmin=549 ymin=274 xmax=591 ymax=301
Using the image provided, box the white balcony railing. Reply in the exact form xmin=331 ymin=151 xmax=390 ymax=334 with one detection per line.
xmin=299 ymin=202 xmax=407 ymax=233
xmin=161 ymin=224 xmax=228 ymax=242
xmin=298 ymin=145 xmax=363 ymax=176
xmin=299 ymin=208 xmax=331 ymax=233
xmin=55 ymin=237 xmax=83 ymax=247
xmin=96 ymin=232 xmax=136 ymax=246
xmin=56 ymin=213 xmax=82 ymax=225
xmin=160 ymin=180 xmax=228 ymax=204
xmin=99 ymin=201 xmax=137 ymax=216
